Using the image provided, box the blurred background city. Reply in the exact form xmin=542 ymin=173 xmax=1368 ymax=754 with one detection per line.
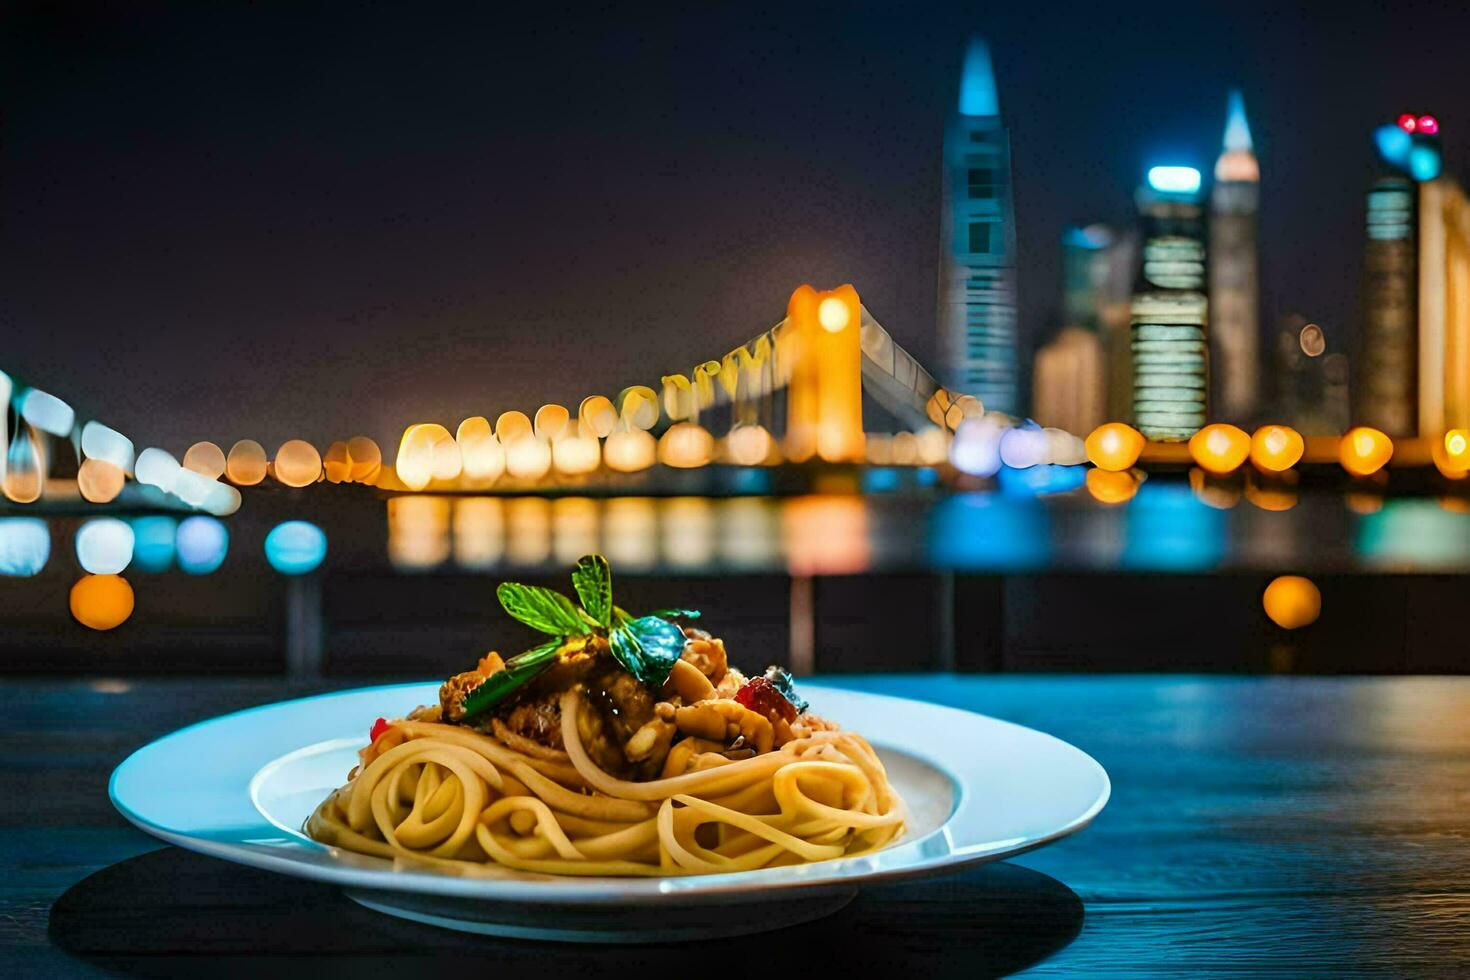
xmin=4 ymin=2 xmax=1470 ymax=677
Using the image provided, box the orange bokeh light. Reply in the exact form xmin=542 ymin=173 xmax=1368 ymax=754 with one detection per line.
xmin=1188 ymin=424 xmax=1251 ymax=475
xmin=1085 ymin=423 xmax=1144 ymax=472
xmin=1249 ymin=425 xmax=1305 ymax=473
xmin=1339 ymin=427 xmax=1393 ymax=477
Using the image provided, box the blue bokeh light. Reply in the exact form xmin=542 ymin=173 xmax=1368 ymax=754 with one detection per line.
xmin=1374 ymin=124 xmax=1412 ymax=167
xmin=0 ymin=518 xmax=50 ymax=577
xmin=264 ymin=520 xmax=328 ymax=575
xmin=1409 ymin=144 xmax=1442 ymax=181
xmin=175 ymin=516 xmax=229 ymax=575
xmin=130 ymin=516 xmax=178 ymax=573
xmin=929 ymin=494 xmax=1050 ymax=570
xmin=1122 ymin=483 xmax=1225 ymax=570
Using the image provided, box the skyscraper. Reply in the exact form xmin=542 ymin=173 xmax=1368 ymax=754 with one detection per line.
xmin=1356 ymin=112 xmax=1454 ymax=437
xmin=1130 ymin=166 xmax=1209 ymax=441
xmin=1209 ymin=90 xmax=1261 ymax=424
xmin=937 ymin=37 xmax=1020 ymax=415
xmin=1032 ymin=225 xmax=1119 ymax=433
xmin=1358 ymin=176 xmax=1417 ymax=435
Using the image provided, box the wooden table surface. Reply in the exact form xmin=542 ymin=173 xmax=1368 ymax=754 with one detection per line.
xmin=4 ymin=674 xmax=1469 ymax=977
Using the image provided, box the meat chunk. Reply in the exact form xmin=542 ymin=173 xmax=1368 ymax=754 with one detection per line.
xmin=680 ymin=628 xmax=728 ymax=683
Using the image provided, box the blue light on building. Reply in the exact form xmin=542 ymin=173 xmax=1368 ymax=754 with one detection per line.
xmin=264 ymin=520 xmax=328 ymax=575
xmin=1146 ymin=166 xmax=1202 ymax=196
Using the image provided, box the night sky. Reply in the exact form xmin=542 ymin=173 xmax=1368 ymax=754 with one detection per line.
xmin=4 ymin=1 xmax=1469 ymax=452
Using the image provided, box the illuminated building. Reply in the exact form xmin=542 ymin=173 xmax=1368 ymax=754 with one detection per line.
xmin=937 ymin=37 xmax=1019 ymax=414
xmin=1359 ymin=176 xmax=1419 ymax=435
xmin=1130 ymin=165 xmax=1209 ymax=441
xmin=1209 ymin=90 xmax=1260 ymax=423
xmin=1033 ymin=226 xmax=1125 ymax=433
xmin=1033 ymin=327 xmax=1104 ymax=435
xmin=1417 ymin=175 xmax=1470 ymax=434
xmin=1357 ymin=112 xmax=1465 ymax=437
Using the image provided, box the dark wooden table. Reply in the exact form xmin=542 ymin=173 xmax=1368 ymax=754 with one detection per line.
xmin=5 ymin=675 xmax=1469 ymax=977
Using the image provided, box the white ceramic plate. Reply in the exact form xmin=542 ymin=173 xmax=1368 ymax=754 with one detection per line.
xmin=111 ymin=683 xmax=1109 ymax=942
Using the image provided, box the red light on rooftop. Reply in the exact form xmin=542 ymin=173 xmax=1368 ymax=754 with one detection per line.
xmin=1398 ymin=113 xmax=1418 ymax=132
xmin=1418 ymin=114 xmax=1439 ymax=135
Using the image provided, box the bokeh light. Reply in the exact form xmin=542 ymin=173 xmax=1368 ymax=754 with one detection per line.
xmin=578 ymin=396 xmax=618 ymax=438
xmin=0 ymin=518 xmax=50 ymax=576
xmin=1044 ymin=427 xmax=1087 ymax=465
xmin=1340 ymin=427 xmax=1394 ymax=477
xmin=456 ymin=417 xmax=505 ymax=482
xmin=1188 ymin=424 xmax=1251 ymax=475
xmin=387 ymin=496 xmax=451 ymax=570
xmin=504 ymin=435 xmax=552 ymax=479
xmin=617 ymin=386 xmax=660 ymax=430
xmin=175 ymin=516 xmax=229 ymax=575
xmin=135 ymin=448 xmax=182 ymax=494
xmin=81 ymin=422 xmax=135 ymax=471
xmin=1249 ymin=425 xmax=1305 ymax=472
xmin=322 ymin=441 xmax=352 ymax=483
xmin=182 ymin=441 xmax=227 ymax=479
xmin=550 ymin=497 xmax=599 ymax=565
xmin=943 ymin=395 xmax=985 ymax=431
xmin=225 ymin=439 xmax=269 ymax=486
xmin=604 ymin=430 xmax=657 ymax=472
xmin=77 ymin=458 xmax=126 ymax=503
xmin=494 ymin=411 xmax=533 ymax=444
xmin=395 ymin=424 xmax=460 ymax=490
xmin=129 ymin=516 xmax=177 ymax=573
xmin=274 ymin=439 xmax=323 ymax=487
xmin=19 ymin=388 xmax=74 ymax=436
xmin=76 ymin=518 xmax=135 ymax=574
xmin=201 ymin=480 xmax=242 ymax=517
xmin=727 ymin=424 xmax=774 ymax=465
xmin=172 ymin=468 xmax=216 ymax=507
xmin=1086 ymin=467 xmax=1141 ymax=504
xmin=658 ymin=423 xmax=714 ymax=468
xmin=1085 ymin=423 xmax=1144 ymax=472
xmin=70 ymin=574 xmax=134 ymax=631
xmin=950 ymin=416 xmax=1006 ymax=476
xmin=533 ymin=404 xmax=570 ymax=442
xmin=999 ymin=424 xmax=1049 ymax=469
xmin=3 ymin=427 xmax=44 ymax=504
xmin=1262 ymin=575 xmax=1321 ymax=629
xmin=505 ymin=497 xmax=552 ymax=565
xmin=264 ymin=520 xmax=328 ymax=575
xmin=1434 ymin=429 xmax=1470 ymax=477
xmin=346 ymin=436 xmax=382 ymax=483
xmin=453 ymin=497 xmax=504 ymax=570
xmin=552 ymin=435 xmax=600 ymax=475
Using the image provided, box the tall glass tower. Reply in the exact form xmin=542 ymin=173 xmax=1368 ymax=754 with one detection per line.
xmin=937 ymin=37 xmax=1020 ymax=415
xmin=1130 ymin=166 xmax=1209 ymax=441
xmin=1209 ymin=90 xmax=1260 ymax=423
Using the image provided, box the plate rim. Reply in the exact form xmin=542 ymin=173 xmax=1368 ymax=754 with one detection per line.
xmin=110 ymin=681 xmax=1111 ymax=903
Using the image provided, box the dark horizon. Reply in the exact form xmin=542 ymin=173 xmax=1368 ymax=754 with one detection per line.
xmin=4 ymin=1 xmax=1469 ymax=452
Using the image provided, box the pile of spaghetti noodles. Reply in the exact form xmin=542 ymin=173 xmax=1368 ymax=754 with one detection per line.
xmin=306 ymin=688 xmax=906 ymax=876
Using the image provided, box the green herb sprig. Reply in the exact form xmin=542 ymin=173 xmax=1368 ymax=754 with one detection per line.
xmin=457 ymin=555 xmax=699 ymax=722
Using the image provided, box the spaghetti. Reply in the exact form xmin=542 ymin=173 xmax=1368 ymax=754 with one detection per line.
xmin=308 ymin=690 xmax=905 ymax=876
xmin=306 ymin=555 xmax=906 ymax=876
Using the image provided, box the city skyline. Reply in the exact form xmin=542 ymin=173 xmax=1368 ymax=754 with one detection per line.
xmin=3 ymin=3 xmax=1469 ymax=450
